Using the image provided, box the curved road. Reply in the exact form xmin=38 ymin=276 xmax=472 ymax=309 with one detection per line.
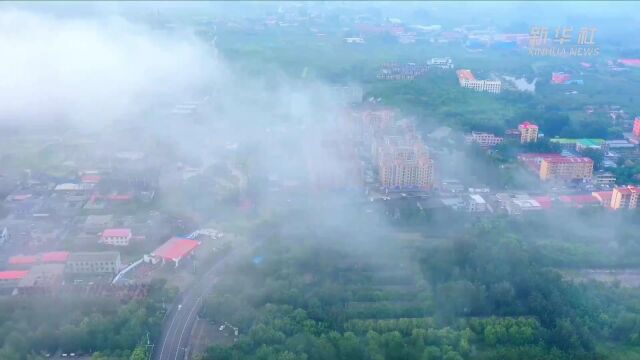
xmin=153 ymin=255 xmax=230 ymax=360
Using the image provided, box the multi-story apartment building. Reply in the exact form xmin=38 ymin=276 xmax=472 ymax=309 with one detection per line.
xmin=610 ymin=186 xmax=640 ymax=210
xmin=465 ymin=131 xmax=504 ymax=147
xmin=518 ymin=121 xmax=539 ymax=143
xmin=65 ymin=251 xmax=121 ymax=274
xmin=539 ymin=157 xmax=594 ymax=181
xmin=377 ymin=135 xmax=434 ymax=190
xmin=456 ymin=69 xmax=502 ymax=93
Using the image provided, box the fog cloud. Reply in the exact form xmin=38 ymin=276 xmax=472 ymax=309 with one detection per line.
xmin=0 ymin=10 xmax=223 ymax=127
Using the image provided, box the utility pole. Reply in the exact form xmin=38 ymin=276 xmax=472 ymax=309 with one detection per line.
xmin=145 ymin=332 xmax=155 ymax=360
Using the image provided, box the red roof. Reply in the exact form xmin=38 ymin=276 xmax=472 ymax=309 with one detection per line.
xmin=618 ymin=58 xmax=640 ymax=67
xmin=81 ymin=174 xmax=101 ymax=184
xmin=559 ymin=195 xmax=599 ymax=207
xmin=551 ymin=72 xmax=571 ymax=84
xmin=41 ymin=251 xmax=70 ymax=263
xmin=8 ymin=255 xmax=39 ymax=265
xmin=519 ymin=121 xmax=538 ymax=129
xmin=457 ymin=69 xmax=476 ymax=81
xmin=532 ymin=196 xmax=553 ymax=209
xmin=102 ymin=228 xmax=132 ymax=238
xmin=593 ymin=191 xmax=612 ymax=204
xmin=152 ymin=237 xmax=200 ymax=261
xmin=0 ymin=270 xmax=29 ymax=280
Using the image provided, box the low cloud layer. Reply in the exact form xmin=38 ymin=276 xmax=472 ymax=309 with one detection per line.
xmin=0 ymin=10 xmax=224 ymax=127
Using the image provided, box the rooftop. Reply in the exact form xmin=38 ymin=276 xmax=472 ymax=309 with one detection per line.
xmin=469 ymin=194 xmax=486 ymax=204
xmin=576 ymin=138 xmax=605 ymax=147
xmin=543 ymin=157 xmax=593 ymax=164
xmin=0 ymin=270 xmax=29 ymax=280
xmin=81 ymin=174 xmax=101 ymax=184
xmin=67 ymin=251 xmax=121 ymax=263
xmin=18 ymin=264 xmax=65 ymax=287
xmin=152 ymin=237 xmax=200 ymax=261
xmin=592 ymin=191 xmax=613 ymax=203
xmin=519 ymin=121 xmax=538 ymax=129
xmin=532 ymin=196 xmax=553 ymax=209
xmin=41 ymin=251 xmax=70 ymax=263
xmin=614 ymin=186 xmax=640 ymax=195
xmin=8 ymin=255 xmax=39 ymax=265
xmin=559 ymin=194 xmax=600 ymax=206
xmin=102 ymin=228 xmax=132 ymax=238
xmin=85 ymin=215 xmax=114 ymax=226
xmin=456 ymin=69 xmax=476 ymax=81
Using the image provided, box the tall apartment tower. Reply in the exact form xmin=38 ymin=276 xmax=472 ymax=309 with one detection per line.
xmin=377 ymin=135 xmax=434 ymax=190
xmin=518 ymin=121 xmax=539 ymax=143
xmin=610 ymin=186 xmax=640 ymax=210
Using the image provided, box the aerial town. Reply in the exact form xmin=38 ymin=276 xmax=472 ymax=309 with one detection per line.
xmin=1 ymin=2 xmax=640 ymax=360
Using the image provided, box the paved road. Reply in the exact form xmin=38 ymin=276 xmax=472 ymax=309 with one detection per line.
xmin=152 ymin=238 xmax=258 ymax=360
xmin=153 ymin=256 xmax=228 ymax=360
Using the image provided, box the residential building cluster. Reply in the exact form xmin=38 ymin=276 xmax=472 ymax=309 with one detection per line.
xmin=353 ymin=108 xmax=435 ymax=191
xmin=456 ymin=69 xmax=502 ymax=93
xmin=376 ymin=134 xmax=434 ymax=190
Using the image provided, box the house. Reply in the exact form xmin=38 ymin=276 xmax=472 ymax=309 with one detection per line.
xmin=551 ymin=72 xmax=571 ymax=84
xmin=100 ymin=228 xmax=132 ymax=246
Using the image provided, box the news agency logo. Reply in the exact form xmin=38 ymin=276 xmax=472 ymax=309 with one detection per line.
xmin=528 ymin=26 xmax=600 ymax=57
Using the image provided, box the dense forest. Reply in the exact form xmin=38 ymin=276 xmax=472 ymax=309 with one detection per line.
xmin=0 ymin=280 xmax=176 ymax=360
xmin=198 ymin=217 xmax=640 ymax=360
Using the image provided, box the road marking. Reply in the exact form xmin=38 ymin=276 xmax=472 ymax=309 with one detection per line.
xmin=175 ymin=297 xmax=202 ymax=360
xmin=157 ymin=305 xmax=180 ymax=360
